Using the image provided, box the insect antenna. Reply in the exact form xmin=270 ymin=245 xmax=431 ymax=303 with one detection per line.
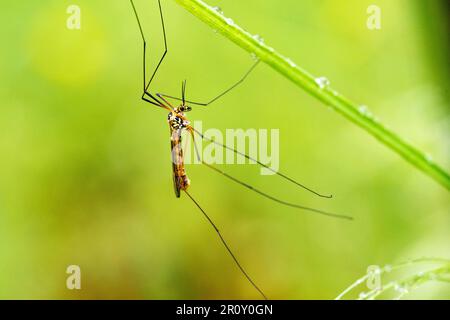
xmin=183 ymin=190 xmax=268 ymax=300
xmin=182 ymin=80 xmax=186 ymax=105
xmin=191 ymin=128 xmax=333 ymax=199
xmin=187 ymin=129 xmax=352 ymax=220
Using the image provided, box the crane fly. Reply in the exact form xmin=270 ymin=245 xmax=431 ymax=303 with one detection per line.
xmin=130 ymin=0 xmax=352 ymax=300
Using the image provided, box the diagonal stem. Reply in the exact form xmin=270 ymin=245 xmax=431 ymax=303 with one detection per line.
xmin=174 ymin=0 xmax=450 ymax=190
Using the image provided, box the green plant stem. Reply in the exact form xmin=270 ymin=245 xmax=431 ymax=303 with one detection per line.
xmin=335 ymin=257 xmax=450 ymax=300
xmin=174 ymin=0 xmax=450 ymax=190
xmin=364 ymin=265 xmax=450 ymax=300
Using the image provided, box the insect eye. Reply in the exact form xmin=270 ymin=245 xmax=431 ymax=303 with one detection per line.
xmin=179 ymin=105 xmax=191 ymax=112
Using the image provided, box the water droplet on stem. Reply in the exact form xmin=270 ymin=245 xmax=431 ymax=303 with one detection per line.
xmin=315 ymin=76 xmax=330 ymax=89
xmin=252 ymin=34 xmax=264 ymax=44
xmin=211 ymin=6 xmax=223 ymax=15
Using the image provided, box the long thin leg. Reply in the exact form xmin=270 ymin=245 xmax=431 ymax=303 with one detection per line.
xmin=191 ymin=127 xmax=333 ymax=199
xmin=130 ymin=0 xmax=170 ymax=109
xmin=188 ymin=129 xmax=352 ymax=220
xmin=159 ymin=60 xmax=260 ymax=106
xmin=202 ymin=162 xmax=352 ymax=220
xmin=144 ymin=0 xmax=168 ymax=93
xmin=183 ymin=190 xmax=268 ymax=300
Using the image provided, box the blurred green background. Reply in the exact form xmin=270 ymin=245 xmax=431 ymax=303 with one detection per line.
xmin=0 ymin=0 xmax=449 ymax=299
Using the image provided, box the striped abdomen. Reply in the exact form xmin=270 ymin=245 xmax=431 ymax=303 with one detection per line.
xmin=170 ymin=127 xmax=190 ymax=198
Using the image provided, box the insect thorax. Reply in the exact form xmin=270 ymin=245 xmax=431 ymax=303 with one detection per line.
xmin=167 ymin=108 xmax=190 ymax=130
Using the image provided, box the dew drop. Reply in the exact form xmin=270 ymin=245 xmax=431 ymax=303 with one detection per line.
xmin=330 ymin=89 xmax=339 ymax=97
xmin=315 ymin=76 xmax=330 ymax=89
xmin=359 ymin=292 xmax=367 ymax=299
xmin=358 ymin=105 xmax=374 ymax=118
xmin=250 ymin=52 xmax=258 ymax=61
xmin=252 ymin=34 xmax=265 ymax=44
xmin=425 ymin=153 xmax=433 ymax=162
xmin=225 ymin=17 xmax=234 ymax=26
xmin=394 ymin=283 xmax=409 ymax=294
xmin=211 ymin=6 xmax=223 ymax=15
xmin=358 ymin=105 xmax=368 ymax=113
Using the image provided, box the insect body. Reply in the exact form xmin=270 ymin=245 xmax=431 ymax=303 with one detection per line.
xmin=168 ymin=105 xmax=191 ymax=197
xmin=130 ymin=0 xmax=351 ymax=300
